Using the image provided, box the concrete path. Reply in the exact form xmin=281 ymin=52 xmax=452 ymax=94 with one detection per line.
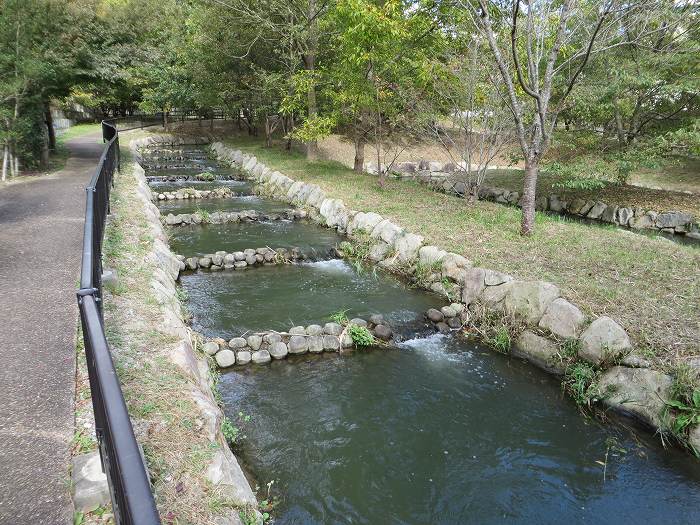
xmin=0 ymin=132 xmax=103 ymax=525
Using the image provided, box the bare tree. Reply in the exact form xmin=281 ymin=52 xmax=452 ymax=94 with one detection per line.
xmin=460 ymin=0 xmax=654 ymax=234
xmin=430 ymin=35 xmax=512 ymax=202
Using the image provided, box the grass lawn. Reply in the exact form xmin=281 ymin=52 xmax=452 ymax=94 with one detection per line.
xmin=56 ymin=122 xmax=102 ymax=144
xmin=222 ymin=134 xmax=700 ymax=366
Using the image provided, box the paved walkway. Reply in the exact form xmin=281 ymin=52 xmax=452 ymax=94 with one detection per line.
xmin=0 ymin=132 xmax=104 ymax=525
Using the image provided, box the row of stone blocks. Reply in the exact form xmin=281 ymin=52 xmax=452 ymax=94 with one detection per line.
xmin=163 ymin=208 xmax=305 ymax=226
xmin=176 ymin=246 xmax=316 ymax=272
xmin=203 ymin=315 xmax=395 ymax=368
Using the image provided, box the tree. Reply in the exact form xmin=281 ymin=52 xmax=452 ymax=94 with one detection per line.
xmin=428 ymin=30 xmax=512 ymax=202
xmin=461 ymin=0 xmax=656 ymax=235
xmin=201 ymin=0 xmax=332 ymax=159
xmin=326 ymin=0 xmax=442 ymax=182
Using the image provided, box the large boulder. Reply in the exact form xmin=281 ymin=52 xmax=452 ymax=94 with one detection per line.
xmin=368 ymin=242 xmax=392 ymax=262
xmin=394 ymin=233 xmax=424 ymax=263
xmin=288 ymin=335 xmax=308 ymax=354
xmin=586 ymin=201 xmax=608 ymax=220
xmin=597 ymin=366 xmax=672 ymax=428
xmin=538 ymin=298 xmax=586 ymax=339
xmin=251 ymin=350 xmax=271 ymax=364
xmin=441 ymin=253 xmax=471 ymax=282
xmin=348 ymin=212 xmax=383 ymax=235
xmin=215 ymin=350 xmax=236 ymax=368
xmin=578 ymin=316 xmax=631 ymax=365
xmin=513 ymin=331 xmax=566 ymax=374
xmin=656 ymin=211 xmax=693 ymax=229
xmin=504 ymin=281 xmax=560 ymax=325
xmin=320 ymin=198 xmax=349 ymax=228
xmin=269 ymin=342 xmax=288 ymax=360
xmin=371 ymin=219 xmax=404 ymax=245
xmin=418 ymin=246 xmax=447 ymax=266
xmin=461 ymin=268 xmax=486 ymax=305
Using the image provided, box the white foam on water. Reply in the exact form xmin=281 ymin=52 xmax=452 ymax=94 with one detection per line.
xmin=302 ymin=259 xmax=352 ymax=273
xmin=399 ymin=333 xmax=472 ymax=363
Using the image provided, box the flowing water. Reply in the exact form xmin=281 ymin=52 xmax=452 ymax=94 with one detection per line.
xmin=147 ymin=144 xmax=700 ymax=525
xmin=181 ymin=260 xmax=444 ymax=338
xmin=169 ymin=221 xmax=344 ymax=257
xmin=223 ymin=335 xmax=700 ymax=524
xmin=157 ymin=195 xmax=292 ymax=216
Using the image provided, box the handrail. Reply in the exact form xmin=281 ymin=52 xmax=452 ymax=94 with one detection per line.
xmin=77 ymin=121 xmax=161 ymax=524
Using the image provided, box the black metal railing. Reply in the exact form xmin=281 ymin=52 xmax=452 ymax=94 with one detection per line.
xmin=77 ymin=121 xmax=161 ymax=524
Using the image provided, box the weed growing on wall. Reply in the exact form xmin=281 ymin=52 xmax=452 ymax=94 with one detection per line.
xmin=563 ymin=362 xmax=601 ymax=407
xmin=664 ymin=364 xmax=700 ymax=453
xmin=348 ymin=324 xmax=375 ymax=347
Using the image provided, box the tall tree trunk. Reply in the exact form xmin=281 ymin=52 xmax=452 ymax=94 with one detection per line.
xmin=163 ymin=110 xmax=169 ymax=131
xmin=40 ymin=127 xmax=50 ymax=168
xmin=520 ymin=158 xmax=539 ymax=236
xmin=304 ymin=0 xmax=320 ymax=160
xmin=264 ymin=116 xmax=273 ymax=148
xmin=2 ymin=145 xmax=8 ymax=182
xmin=613 ymin=99 xmax=626 ymax=147
xmin=353 ymin=130 xmax=365 ymax=173
xmin=45 ymin=104 xmax=56 ymax=151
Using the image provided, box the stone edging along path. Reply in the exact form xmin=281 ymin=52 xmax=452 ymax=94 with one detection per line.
xmin=209 ymin=141 xmax=700 ymax=453
xmin=368 ymin=160 xmax=699 ymax=238
xmin=127 ymin=136 xmax=264 ymax=524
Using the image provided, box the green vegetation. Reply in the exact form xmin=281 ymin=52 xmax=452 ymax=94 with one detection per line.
xmin=487 ymin=326 xmax=511 ymax=355
xmin=347 ymin=324 xmax=375 ymax=348
xmin=665 ymin=365 xmax=700 ymax=450
xmin=56 ymin=124 xmax=102 ymax=145
xmin=328 ymin=309 xmax=350 ymax=325
xmin=563 ymin=362 xmax=601 ymax=407
xmin=196 ymin=172 xmax=216 ymax=182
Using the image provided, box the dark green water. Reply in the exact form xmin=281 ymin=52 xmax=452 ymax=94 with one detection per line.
xmin=180 ymin=259 xmax=444 ymax=338
xmin=157 ymin=195 xmax=291 ymax=215
xmin=223 ymin=334 xmax=700 ymax=525
xmin=169 ymin=221 xmax=343 ymax=257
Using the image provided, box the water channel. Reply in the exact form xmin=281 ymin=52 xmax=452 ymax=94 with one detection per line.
xmin=144 ymin=143 xmax=700 ymax=524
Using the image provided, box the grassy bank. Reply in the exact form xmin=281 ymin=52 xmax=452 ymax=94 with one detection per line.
xmin=222 ymin=135 xmax=699 ymax=367
xmin=101 ymin=142 xmax=234 ymax=524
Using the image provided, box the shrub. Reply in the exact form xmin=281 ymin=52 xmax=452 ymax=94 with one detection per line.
xmin=348 ymin=324 xmax=375 ymax=347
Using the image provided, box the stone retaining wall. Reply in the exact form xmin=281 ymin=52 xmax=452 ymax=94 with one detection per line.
xmin=203 ymin=315 xmax=396 ymax=369
xmin=129 ymin=136 xmax=262 ymax=524
xmin=368 ymin=160 xmax=699 ymax=238
xmin=212 ymin=141 xmax=700 ymax=453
